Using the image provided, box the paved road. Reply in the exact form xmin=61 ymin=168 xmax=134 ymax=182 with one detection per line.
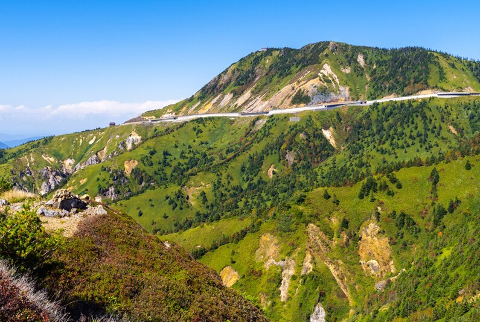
xmin=125 ymin=92 xmax=479 ymax=125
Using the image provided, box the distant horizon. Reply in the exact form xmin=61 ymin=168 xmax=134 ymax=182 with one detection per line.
xmin=1 ymin=0 xmax=479 ymax=136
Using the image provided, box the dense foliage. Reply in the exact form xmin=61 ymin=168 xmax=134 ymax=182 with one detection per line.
xmin=0 ymin=206 xmax=60 ymax=272
xmin=42 ymin=210 xmax=267 ymax=321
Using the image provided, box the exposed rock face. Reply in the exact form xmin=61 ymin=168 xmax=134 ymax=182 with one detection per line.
xmin=220 ymin=266 xmax=239 ymax=287
xmin=307 ymin=223 xmax=353 ymax=305
xmin=255 ymin=233 xmax=280 ymax=268
xmin=310 ymin=302 xmax=326 ymax=322
xmin=62 ymin=158 xmax=75 ymax=174
xmin=47 ymin=189 xmax=87 ymax=211
xmin=126 ymin=131 xmax=142 ymax=150
xmin=38 ymin=167 xmax=65 ymax=195
xmin=358 ymin=222 xmax=396 ymax=278
xmin=279 ymin=258 xmax=295 ymax=302
xmin=124 ymin=159 xmax=139 ymax=177
xmin=104 ymin=186 xmax=119 ymax=201
xmin=285 ymin=151 xmax=296 ymax=166
xmin=37 ymin=207 xmax=69 ymax=218
xmin=73 ymin=153 xmax=101 ymax=172
xmin=301 ymin=251 xmax=314 ymax=275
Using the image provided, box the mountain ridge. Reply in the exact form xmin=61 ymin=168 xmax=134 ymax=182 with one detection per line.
xmin=141 ymin=41 xmax=480 ymax=119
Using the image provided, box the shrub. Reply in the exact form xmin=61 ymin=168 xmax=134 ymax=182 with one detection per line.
xmin=0 ymin=205 xmax=61 ymax=272
xmin=0 ymin=177 xmax=12 ymax=194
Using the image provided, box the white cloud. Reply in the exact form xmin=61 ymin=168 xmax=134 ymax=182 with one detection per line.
xmin=0 ymin=99 xmax=179 ymax=136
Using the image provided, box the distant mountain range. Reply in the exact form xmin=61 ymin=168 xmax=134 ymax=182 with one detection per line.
xmin=141 ymin=41 xmax=480 ymax=118
xmin=0 ymin=135 xmax=45 ymax=148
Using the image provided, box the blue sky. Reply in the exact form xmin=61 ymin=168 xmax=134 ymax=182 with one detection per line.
xmin=0 ymin=0 xmax=479 ymax=136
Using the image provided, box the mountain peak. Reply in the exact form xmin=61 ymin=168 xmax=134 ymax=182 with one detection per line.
xmin=141 ymin=41 xmax=480 ymax=119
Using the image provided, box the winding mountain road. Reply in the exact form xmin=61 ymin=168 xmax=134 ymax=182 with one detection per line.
xmin=126 ymin=92 xmax=480 ymax=125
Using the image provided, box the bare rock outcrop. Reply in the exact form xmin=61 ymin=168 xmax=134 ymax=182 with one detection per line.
xmin=307 ymin=223 xmax=353 ymax=305
xmin=220 ymin=266 xmax=239 ymax=287
xmin=126 ymin=131 xmax=142 ymax=150
xmin=358 ymin=222 xmax=396 ymax=278
xmin=73 ymin=154 xmax=101 ymax=172
xmin=45 ymin=189 xmax=87 ymax=211
xmin=39 ymin=167 xmax=65 ymax=195
xmin=310 ymin=302 xmax=326 ymax=322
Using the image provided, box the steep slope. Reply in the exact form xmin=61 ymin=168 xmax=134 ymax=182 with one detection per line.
xmin=42 ymin=209 xmax=267 ymax=321
xmin=0 ymin=124 xmax=146 ymax=195
xmin=2 ymin=88 xmax=480 ymax=319
xmin=0 ymin=202 xmax=267 ymax=321
xmin=141 ymin=41 xmax=480 ymax=118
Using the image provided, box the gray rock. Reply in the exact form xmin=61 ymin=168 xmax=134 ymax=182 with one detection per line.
xmin=73 ymin=154 xmax=101 ymax=172
xmin=96 ymin=205 xmax=108 ymax=215
xmin=47 ymin=189 xmax=87 ymax=211
xmin=38 ymin=167 xmax=65 ymax=195
xmin=375 ymin=280 xmax=389 ymax=291
xmin=37 ymin=207 xmax=61 ymax=217
xmin=310 ymin=302 xmax=326 ymax=322
xmin=0 ymin=199 xmax=9 ymax=206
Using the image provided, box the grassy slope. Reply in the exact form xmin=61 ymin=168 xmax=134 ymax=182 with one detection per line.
xmin=37 ymin=207 xmax=267 ymax=321
xmin=172 ymin=155 xmax=480 ymax=321
xmin=3 ymin=96 xmax=480 ymax=320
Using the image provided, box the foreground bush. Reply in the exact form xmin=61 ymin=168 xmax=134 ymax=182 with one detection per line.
xmin=0 ymin=205 xmax=61 ymax=272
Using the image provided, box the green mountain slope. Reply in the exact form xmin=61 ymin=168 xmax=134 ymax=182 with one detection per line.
xmin=141 ymin=42 xmax=480 ymax=118
xmin=2 ymin=95 xmax=480 ymax=320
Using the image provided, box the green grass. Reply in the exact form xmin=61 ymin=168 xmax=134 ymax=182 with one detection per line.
xmin=160 ymin=216 xmax=253 ymax=252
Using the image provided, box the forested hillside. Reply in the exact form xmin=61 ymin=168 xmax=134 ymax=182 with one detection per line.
xmin=2 ymin=95 xmax=480 ymax=320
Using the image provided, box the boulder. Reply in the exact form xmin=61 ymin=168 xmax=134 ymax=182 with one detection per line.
xmin=47 ymin=189 xmax=87 ymax=211
xmin=96 ymin=205 xmax=108 ymax=215
xmin=0 ymin=199 xmax=9 ymax=206
xmin=37 ymin=206 xmax=70 ymax=218
xmin=37 ymin=207 xmax=60 ymax=217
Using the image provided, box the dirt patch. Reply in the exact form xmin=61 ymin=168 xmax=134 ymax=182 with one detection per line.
xmin=358 ymin=222 xmax=396 ymax=278
xmin=322 ymin=127 xmax=337 ymax=149
xmin=267 ymin=164 xmax=277 ymax=178
xmin=255 ymin=233 xmax=280 ymax=268
xmin=253 ymin=119 xmax=267 ymax=131
xmin=357 ymin=53 xmax=365 ymax=68
xmin=416 ymin=89 xmax=437 ymax=95
xmin=80 ymin=178 xmax=87 ymax=185
xmin=448 ymin=125 xmax=458 ymax=136
xmin=220 ymin=266 xmax=239 ymax=287
xmin=307 ymin=223 xmax=353 ymax=305
xmin=41 ymin=214 xmax=86 ymax=238
xmin=42 ymin=154 xmax=56 ymax=164
xmin=301 ymin=251 xmax=314 ymax=275
xmin=124 ymin=160 xmax=139 ymax=177
xmin=381 ymin=93 xmax=399 ymax=99
xmin=280 ymin=258 xmax=295 ymax=302
xmin=285 ymin=151 xmax=296 ymax=166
